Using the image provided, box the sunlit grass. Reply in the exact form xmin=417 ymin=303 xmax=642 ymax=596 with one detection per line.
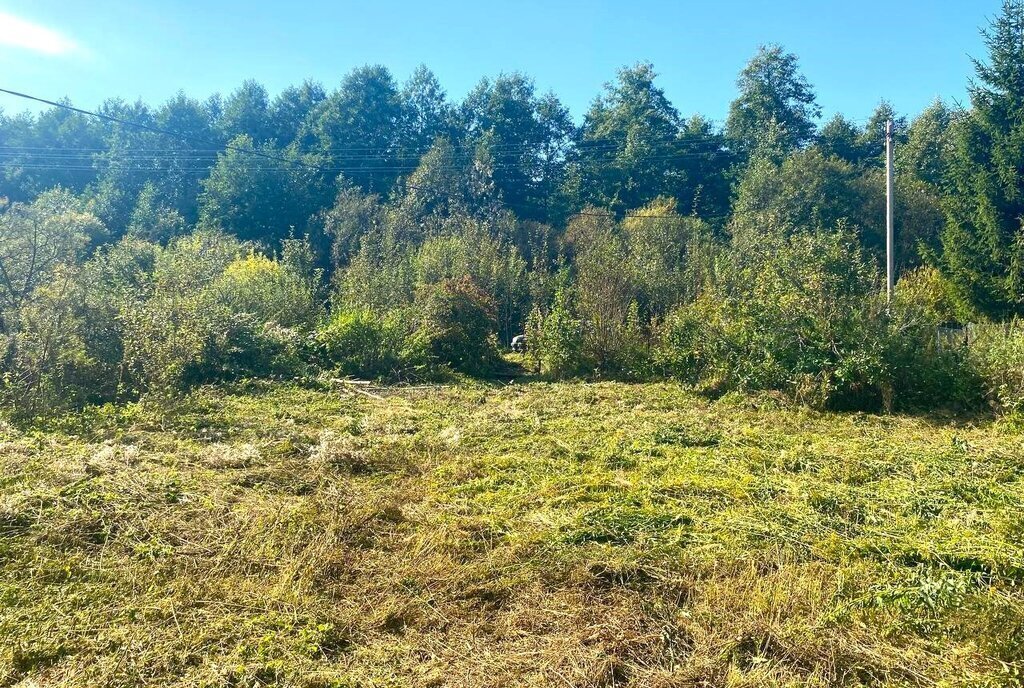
xmin=2 ymin=380 xmax=1022 ymax=686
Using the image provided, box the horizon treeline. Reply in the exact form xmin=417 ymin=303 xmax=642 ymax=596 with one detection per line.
xmin=3 ymin=0 xmax=1024 ymax=416
xmin=0 ymin=41 xmax=937 ymax=277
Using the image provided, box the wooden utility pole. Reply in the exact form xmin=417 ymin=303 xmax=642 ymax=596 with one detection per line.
xmin=886 ymin=119 xmax=895 ymax=303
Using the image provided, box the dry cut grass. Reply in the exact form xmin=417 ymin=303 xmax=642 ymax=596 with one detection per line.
xmin=1 ymin=380 xmax=1023 ymax=687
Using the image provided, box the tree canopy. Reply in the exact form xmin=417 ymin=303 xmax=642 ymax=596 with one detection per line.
xmin=2 ymin=1 xmax=1024 ymax=329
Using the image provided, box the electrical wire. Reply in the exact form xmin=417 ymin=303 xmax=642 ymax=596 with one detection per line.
xmin=0 ymin=86 xmax=733 ymax=221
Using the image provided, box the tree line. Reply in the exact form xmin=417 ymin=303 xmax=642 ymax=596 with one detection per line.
xmin=2 ymin=1 xmax=1024 ymax=417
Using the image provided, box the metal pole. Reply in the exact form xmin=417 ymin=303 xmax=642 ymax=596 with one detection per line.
xmin=886 ymin=119 xmax=895 ymax=303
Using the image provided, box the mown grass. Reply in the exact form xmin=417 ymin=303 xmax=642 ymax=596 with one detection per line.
xmin=2 ymin=380 xmax=1023 ymax=687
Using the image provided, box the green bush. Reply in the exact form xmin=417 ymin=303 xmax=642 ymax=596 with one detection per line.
xmin=0 ymin=192 xmax=108 ymax=415
xmin=652 ymin=305 xmax=707 ymax=383
xmin=183 ymin=313 xmax=309 ymax=385
xmin=892 ymin=266 xmax=959 ymax=325
xmin=968 ymin=322 xmax=1024 ymax=414
xmin=602 ymin=301 xmax=651 ymax=380
xmin=212 ymin=250 xmax=320 ymax=330
xmin=885 ymin=276 xmax=979 ymax=411
xmin=654 ymin=229 xmax=976 ymax=411
xmin=526 ymin=287 xmax=589 ymax=378
xmin=126 ymin=234 xmax=321 ymax=393
xmin=694 ymin=229 xmax=883 ymax=405
xmin=415 ymin=277 xmax=500 ymax=375
xmin=315 ymin=308 xmax=428 ymax=381
xmin=3 ymin=230 xmax=326 ymax=413
xmin=118 ymin=231 xmax=242 ymax=395
xmin=3 ymin=266 xmax=99 ymax=415
xmin=413 ymin=225 xmax=530 ymax=345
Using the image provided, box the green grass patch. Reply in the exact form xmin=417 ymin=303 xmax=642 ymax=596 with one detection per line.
xmin=2 ymin=381 xmax=1023 ymax=686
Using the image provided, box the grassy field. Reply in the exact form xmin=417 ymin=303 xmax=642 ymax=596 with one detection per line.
xmin=2 ymin=380 xmax=1024 ymax=687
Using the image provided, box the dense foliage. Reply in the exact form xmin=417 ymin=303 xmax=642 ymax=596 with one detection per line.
xmin=4 ymin=2 xmax=1024 ymax=416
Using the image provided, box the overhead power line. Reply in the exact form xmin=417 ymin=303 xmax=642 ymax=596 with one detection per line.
xmin=0 ymin=147 xmax=728 ymax=164
xmin=0 ymin=133 xmax=731 ymax=161
xmin=0 ymin=86 xmax=720 ymax=222
xmin=0 ymin=87 xmax=319 ymax=172
xmin=0 ymin=87 xmax=733 ymax=162
xmin=0 ymin=147 xmax=729 ymax=167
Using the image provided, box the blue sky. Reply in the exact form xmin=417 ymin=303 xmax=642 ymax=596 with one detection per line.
xmin=0 ymin=0 xmax=1002 ymax=125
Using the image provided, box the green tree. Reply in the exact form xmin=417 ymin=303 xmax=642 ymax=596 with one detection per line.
xmin=900 ymin=99 xmax=954 ymax=190
xmin=317 ymin=181 xmax=383 ymax=271
xmin=218 ymin=80 xmax=272 ymax=144
xmin=731 ymin=148 xmax=943 ymax=270
xmin=391 ymin=138 xmax=484 ymax=237
xmin=127 ymin=181 xmax=188 ymax=243
xmin=855 ymin=101 xmax=907 ymax=167
xmin=152 ymin=92 xmax=219 ymax=223
xmin=938 ymin=0 xmax=1024 ymax=318
xmin=818 ymin=114 xmax=862 ymax=163
xmin=0 ymin=190 xmax=102 ymax=330
xmin=731 ymin=150 xmax=871 ymax=239
xmin=574 ymin=63 xmax=688 ymax=214
xmin=303 ymin=65 xmax=404 ymax=194
xmin=400 ymin=66 xmax=453 ymax=155
xmin=726 ymin=44 xmax=820 ymax=159
xmin=0 ymin=105 xmax=102 ymax=201
xmin=459 ymin=73 xmax=574 ymax=222
xmin=88 ymin=99 xmax=160 ymax=233
xmin=87 ymin=94 xmax=215 ymax=234
xmin=199 ymin=135 xmax=329 ymax=244
xmin=268 ymin=81 xmax=326 ymax=146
